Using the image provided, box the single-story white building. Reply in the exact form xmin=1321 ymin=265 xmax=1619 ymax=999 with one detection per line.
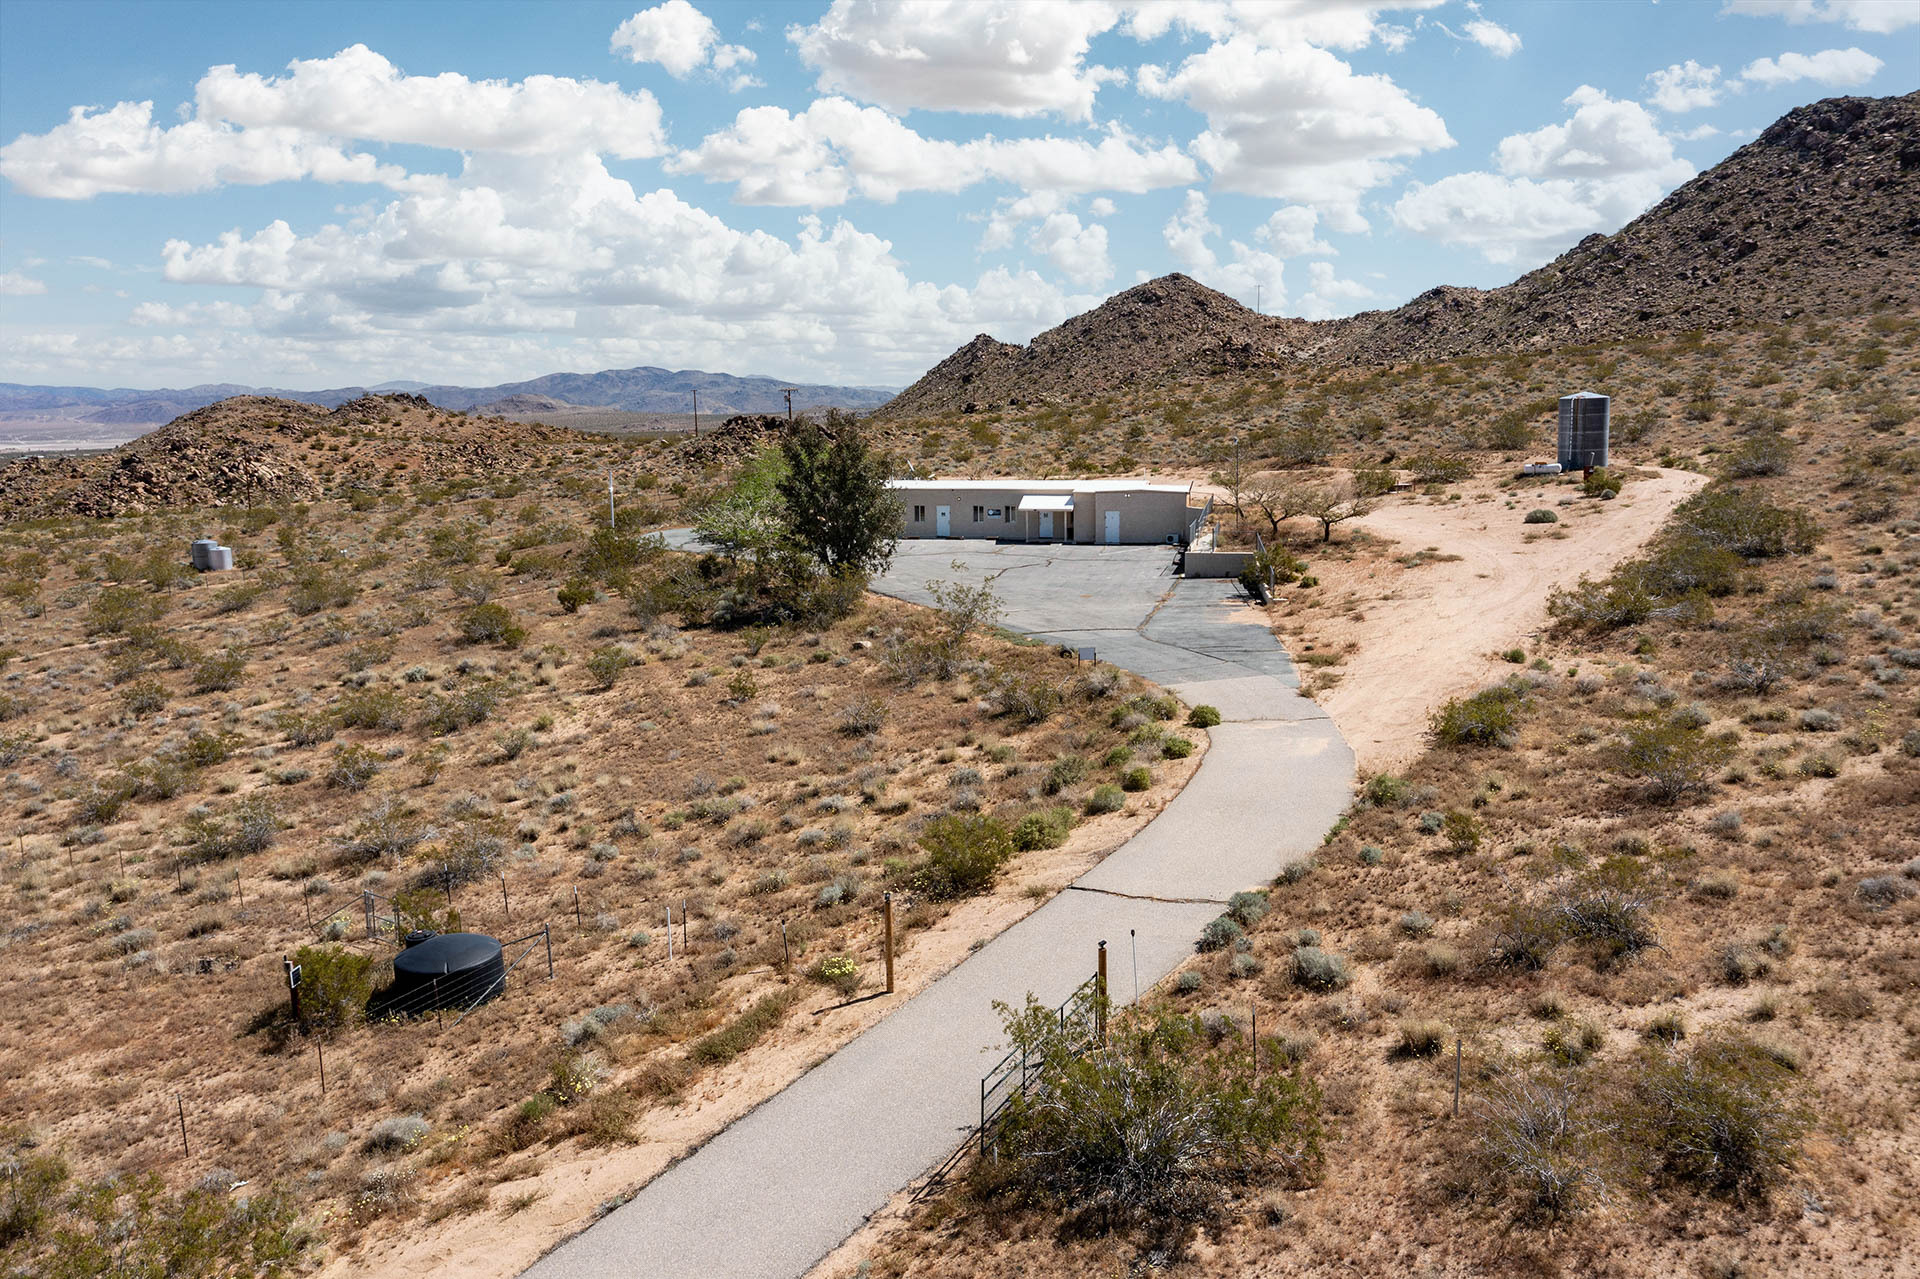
xmin=889 ymin=478 xmax=1208 ymax=545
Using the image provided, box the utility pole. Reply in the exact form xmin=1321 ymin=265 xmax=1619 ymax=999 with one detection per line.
xmin=607 ymin=470 xmax=615 ymax=529
xmin=691 ymin=389 xmax=699 ymax=438
xmin=782 ymin=388 xmax=795 ymax=422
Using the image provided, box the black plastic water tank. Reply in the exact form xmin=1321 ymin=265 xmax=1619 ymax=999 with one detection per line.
xmin=383 ymin=931 xmax=505 ymax=1013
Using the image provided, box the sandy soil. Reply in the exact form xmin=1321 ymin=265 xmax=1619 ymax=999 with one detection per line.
xmin=317 ymin=750 xmax=1204 ymax=1279
xmin=1291 ymin=467 xmax=1707 ymax=773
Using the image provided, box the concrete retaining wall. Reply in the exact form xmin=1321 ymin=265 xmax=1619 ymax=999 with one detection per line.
xmin=1182 ymin=550 xmax=1256 ymax=579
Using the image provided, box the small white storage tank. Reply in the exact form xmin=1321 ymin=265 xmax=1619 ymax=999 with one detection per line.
xmin=208 ymin=546 xmax=234 ymax=571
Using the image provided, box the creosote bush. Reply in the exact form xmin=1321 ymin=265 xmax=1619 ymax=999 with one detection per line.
xmin=915 ymin=813 xmax=1015 ymax=900
xmin=985 ymin=1000 xmax=1323 ymax=1227
xmin=1430 ymin=682 xmax=1525 ymax=748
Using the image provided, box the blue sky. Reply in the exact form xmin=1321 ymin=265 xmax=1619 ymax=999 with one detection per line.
xmin=0 ymin=0 xmax=1912 ymax=391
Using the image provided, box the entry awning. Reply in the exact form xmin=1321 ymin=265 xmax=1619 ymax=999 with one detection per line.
xmin=1016 ymin=494 xmax=1075 ymax=512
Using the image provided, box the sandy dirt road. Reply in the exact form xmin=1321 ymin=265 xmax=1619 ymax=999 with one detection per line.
xmin=1300 ymin=467 xmax=1706 ymax=773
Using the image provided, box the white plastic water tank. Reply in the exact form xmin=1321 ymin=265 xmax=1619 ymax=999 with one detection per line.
xmin=208 ymin=546 xmax=235 ymax=571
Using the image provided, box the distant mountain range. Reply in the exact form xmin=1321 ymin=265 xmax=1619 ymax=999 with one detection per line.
xmin=0 ymin=367 xmax=895 ymax=425
xmin=885 ymin=92 xmax=1920 ymax=418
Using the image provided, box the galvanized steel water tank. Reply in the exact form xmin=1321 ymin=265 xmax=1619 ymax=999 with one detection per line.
xmin=1557 ymin=392 xmax=1610 ymax=472
xmin=190 ymin=538 xmax=219 ymax=570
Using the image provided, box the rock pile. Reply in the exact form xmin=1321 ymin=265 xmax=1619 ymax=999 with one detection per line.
xmin=677 ymin=414 xmax=829 ymax=470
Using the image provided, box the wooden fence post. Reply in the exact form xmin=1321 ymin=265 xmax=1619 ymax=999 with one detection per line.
xmin=883 ymin=893 xmax=895 ymax=993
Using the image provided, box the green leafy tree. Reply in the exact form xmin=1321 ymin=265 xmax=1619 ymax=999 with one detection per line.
xmin=695 ymin=448 xmax=787 ymax=574
xmin=775 ymin=414 xmax=902 ymax=575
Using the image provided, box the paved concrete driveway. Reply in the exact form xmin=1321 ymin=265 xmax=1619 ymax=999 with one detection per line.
xmin=526 ymin=536 xmax=1353 ymax=1279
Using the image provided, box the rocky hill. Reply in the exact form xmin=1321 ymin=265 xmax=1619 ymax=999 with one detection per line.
xmin=415 ymin=366 xmax=895 ymax=416
xmin=0 ymin=393 xmax=586 ymax=520
xmin=886 ymin=92 xmax=1919 ymax=417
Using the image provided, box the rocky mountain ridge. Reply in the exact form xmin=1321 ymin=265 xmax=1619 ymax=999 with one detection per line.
xmin=885 ymin=92 xmax=1919 ymax=419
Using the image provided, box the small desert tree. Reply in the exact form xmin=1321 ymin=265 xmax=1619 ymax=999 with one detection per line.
xmin=1302 ymin=480 xmax=1376 ymax=543
xmin=1240 ymin=475 xmax=1310 ymax=539
xmin=695 ymin=447 xmax=786 ymax=576
xmin=776 ymin=414 xmax=902 ymax=576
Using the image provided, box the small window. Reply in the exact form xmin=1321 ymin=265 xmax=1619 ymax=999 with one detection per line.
xmin=1005 ymin=507 xmax=1014 ymax=522
xmin=913 ymin=505 xmax=925 ymax=522
xmin=972 ymin=505 xmax=985 ymax=522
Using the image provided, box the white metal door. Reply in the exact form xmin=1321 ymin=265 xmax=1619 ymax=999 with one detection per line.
xmin=935 ymin=505 xmax=951 ymax=536
xmin=1104 ymin=510 xmax=1121 ymax=544
xmin=1037 ymin=511 xmax=1054 ymax=539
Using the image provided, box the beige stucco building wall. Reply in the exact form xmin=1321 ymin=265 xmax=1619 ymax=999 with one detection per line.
xmin=890 ymin=480 xmax=1199 ymax=545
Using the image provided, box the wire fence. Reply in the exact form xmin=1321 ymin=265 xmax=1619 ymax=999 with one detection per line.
xmin=913 ymin=974 xmax=1101 ymax=1201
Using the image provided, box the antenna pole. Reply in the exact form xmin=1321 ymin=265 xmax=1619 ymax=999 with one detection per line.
xmin=782 ymin=388 xmax=794 ymax=422
xmin=692 ymin=389 xmax=699 ymax=438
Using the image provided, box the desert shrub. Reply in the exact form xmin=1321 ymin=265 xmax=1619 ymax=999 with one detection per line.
xmin=118 ymin=678 xmax=169 ymax=717
xmin=1523 ymin=509 xmax=1558 ymax=524
xmin=1045 ymin=754 xmax=1090 ymax=794
xmin=586 ymin=645 xmax=631 ymax=689
xmin=837 ymin=695 xmax=889 ymax=736
xmin=1187 ymin=704 xmax=1222 ymax=728
xmin=916 ymin=813 xmax=1015 ymax=899
xmin=1629 ymin=1037 xmax=1810 ymax=1200
xmin=1553 ymin=887 xmax=1658 ymax=962
xmin=287 ymin=944 xmax=375 ymax=1038
xmin=1227 ymin=891 xmax=1269 ymax=927
xmin=192 ymin=646 xmax=247 ymax=693
xmin=1430 ymin=682 xmax=1525 ymax=747
xmin=1012 ymin=806 xmax=1075 ymax=851
xmin=1472 ymin=1076 xmax=1608 ymax=1219
xmin=1582 ymin=468 xmax=1623 ymax=498
xmin=1121 ymin=765 xmax=1153 ymax=792
xmin=182 ymin=796 xmax=279 ymax=863
xmin=85 ymin=585 xmax=168 ymax=635
xmin=1290 ymin=946 xmax=1351 ymax=991
xmin=556 ymin=579 xmax=596 ymax=613
xmin=335 ymin=795 xmax=429 ymax=862
xmin=1543 ymin=1018 xmax=1604 ymax=1067
xmin=457 ymin=602 xmax=526 ymax=648
xmin=1238 ymin=546 xmax=1306 ymax=596
xmin=336 ymin=687 xmax=406 ymax=731
xmin=1159 ymin=735 xmax=1194 ymax=759
xmin=988 ymin=1001 xmax=1323 ymax=1225
xmin=286 ymin=567 xmax=355 ymax=616
xmin=364 ymin=1115 xmax=430 ymax=1154
xmin=422 ymin=681 xmax=504 ymax=735
xmin=1197 ymin=916 xmax=1244 ymax=952
xmin=326 ymin=744 xmax=384 ymax=791
xmin=809 ymin=955 xmax=862 ymax=997
xmin=1673 ymin=488 xmax=1818 ymax=560
xmin=1722 ymin=434 xmax=1793 ymax=478
xmin=277 ymin=708 xmax=337 ymax=747
xmin=691 ymin=991 xmax=796 ymax=1064
xmin=1610 ymin=713 xmax=1738 ymax=802
xmin=1 ymin=1161 xmax=306 ymax=1277
xmin=1441 ymin=810 xmax=1482 ymax=854
xmin=1407 ymin=452 xmax=1472 ymax=484
xmin=1395 ymin=1020 xmax=1447 ymax=1058
xmin=1085 ymin=783 xmax=1125 ymax=814
xmin=994 ymin=674 xmax=1061 ymax=726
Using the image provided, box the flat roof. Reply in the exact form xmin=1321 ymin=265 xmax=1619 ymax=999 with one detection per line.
xmin=1016 ymin=494 xmax=1075 ymax=512
xmin=889 ymin=478 xmax=1191 ymax=494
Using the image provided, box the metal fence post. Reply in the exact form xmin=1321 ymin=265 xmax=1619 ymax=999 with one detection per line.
xmin=1096 ymin=941 xmax=1108 ymax=1044
xmin=544 ymin=924 xmax=553 ymax=979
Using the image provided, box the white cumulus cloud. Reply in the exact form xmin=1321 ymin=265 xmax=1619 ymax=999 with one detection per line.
xmin=0 ymin=271 xmax=47 ymax=295
xmin=1161 ymin=189 xmax=1288 ymax=310
xmin=0 ymin=46 xmax=665 ymax=200
xmin=1646 ymin=60 xmax=1724 ymax=112
xmin=611 ymin=1 xmax=756 ymax=80
xmin=1027 ymin=211 xmax=1113 ymax=286
xmin=1739 ymin=46 xmax=1883 ymax=87
xmin=1392 ymin=86 xmax=1693 ymax=265
xmin=787 ymin=0 xmax=1125 ymax=122
xmin=1138 ymin=35 xmax=1452 ymax=231
xmin=669 ymin=97 xmax=1196 ymax=206
xmin=1723 ymin=0 xmax=1920 ymax=34
xmin=1463 ymin=18 xmax=1522 ymax=57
